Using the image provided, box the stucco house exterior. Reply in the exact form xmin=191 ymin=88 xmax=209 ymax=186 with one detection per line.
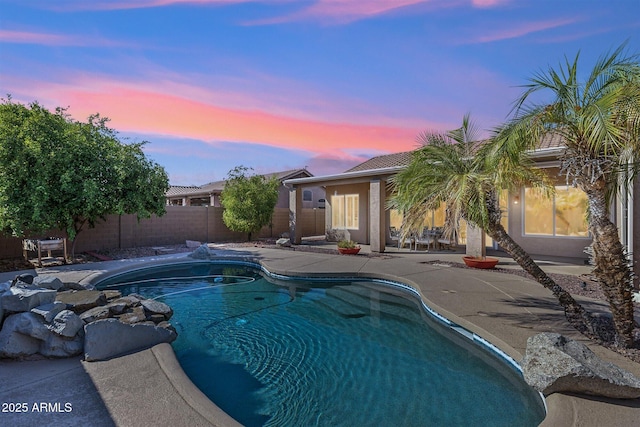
xmin=284 ymin=142 xmax=638 ymax=286
xmin=166 ymin=169 xmax=325 ymax=210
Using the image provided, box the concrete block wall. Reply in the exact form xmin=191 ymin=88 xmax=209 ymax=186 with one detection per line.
xmin=0 ymin=206 xmax=324 ymax=259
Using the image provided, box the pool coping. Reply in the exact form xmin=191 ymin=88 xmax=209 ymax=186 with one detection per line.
xmin=2 ymin=247 xmax=640 ymax=426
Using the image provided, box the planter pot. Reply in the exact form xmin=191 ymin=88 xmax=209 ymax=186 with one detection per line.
xmin=462 ymin=256 xmax=499 ymax=269
xmin=338 ymin=247 xmax=361 ymax=255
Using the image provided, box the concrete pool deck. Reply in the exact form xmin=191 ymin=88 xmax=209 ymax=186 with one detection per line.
xmin=1 ymin=245 xmax=639 ymax=426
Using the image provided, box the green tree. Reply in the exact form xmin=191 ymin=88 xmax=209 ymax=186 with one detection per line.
xmin=389 ymin=115 xmax=598 ymax=337
xmin=507 ymin=44 xmax=640 ymax=347
xmin=0 ymin=97 xmax=169 ymax=256
xmin=221 ymin=166 xmax=279 ymax=241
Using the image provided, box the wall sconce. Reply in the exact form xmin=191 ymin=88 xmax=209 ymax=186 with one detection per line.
xmin=513 ymin=195 xmax=520 ymax=205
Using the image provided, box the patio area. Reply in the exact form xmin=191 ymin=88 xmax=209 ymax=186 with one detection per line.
xmin=1 ymin=245 xmax=639 ymax=426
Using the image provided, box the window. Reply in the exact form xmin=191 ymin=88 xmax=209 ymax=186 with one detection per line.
xmin=331 ymin=194 xmax=359 ymax=229
xmin=303 ymin=190 xmax=313 ymax=201
xmin=524 ymin=186 xmax=588 ymax=237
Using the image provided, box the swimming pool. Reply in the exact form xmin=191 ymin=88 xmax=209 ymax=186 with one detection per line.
xmin=97 ymin=261 xmax=545 ymax=426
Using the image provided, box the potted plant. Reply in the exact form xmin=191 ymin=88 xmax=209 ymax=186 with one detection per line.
xmin=337 ymin=239 xmax=361 ymax=255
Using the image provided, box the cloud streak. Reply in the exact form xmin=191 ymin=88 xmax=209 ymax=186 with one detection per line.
xmin=464 ymin=17 xmax=580 ymax=44
xmin=0 ymin=29 xmax=133 ymax=47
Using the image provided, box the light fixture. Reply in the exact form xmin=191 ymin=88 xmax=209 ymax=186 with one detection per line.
xmin=513 ymin=195 xmax=520 ymax=205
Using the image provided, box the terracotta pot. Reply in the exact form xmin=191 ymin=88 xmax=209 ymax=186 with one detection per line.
xmin=338 ymin=247 xmax=361 ymax=255
xmin=462 ymin=256 xmax=499 ymax=269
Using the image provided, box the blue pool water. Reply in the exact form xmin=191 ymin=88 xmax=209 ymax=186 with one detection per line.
xmin=98 ymin=262 xmax=545 ymax=427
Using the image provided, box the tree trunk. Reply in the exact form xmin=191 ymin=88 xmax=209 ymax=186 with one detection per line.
xmin=484 ymin=221 xmax=599 ymax=339
xmin=583 ymin=181 xmax=636 ymax=348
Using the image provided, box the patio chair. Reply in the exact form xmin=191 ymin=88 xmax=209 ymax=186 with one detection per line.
xmin=414 ymin=227 xmax=435 ymax=251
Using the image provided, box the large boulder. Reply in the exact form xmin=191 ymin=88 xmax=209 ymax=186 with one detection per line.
xmin=48 ymin=310 xmax=84 ymax=338
xmin=522 ymin=332 xmax=640 ymax=399
xmin=38 ymin=332 xmax=83 ymax=358
xmin=140 ymin=299 xmax=173 ymax=320
xmin=1 ymin=286 xmax=56 ymax=313
xmin=188 ymin=244 xmax=212 ymax=260
xmin=84 ymin=318 xmax=177 ymax=361
xmin=0 ymin=314 xmax=41 ymax=358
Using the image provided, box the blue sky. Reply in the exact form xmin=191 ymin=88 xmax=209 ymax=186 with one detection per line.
xmin=1 ymin=0 xmax=639 ymax=185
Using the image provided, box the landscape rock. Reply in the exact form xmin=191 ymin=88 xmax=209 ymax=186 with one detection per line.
xmin=276 ymin=238 xmax=291 ymax=247
xmin=38 ymin=333 xmax=83 ymax=358
xmin=11 ymin=312 xmax=51 ymax=340
xmin=186 ymin=240 xmax=202 ymax=248
xmin=31 ymin=301 xmax=67 ymax=323
xmin=118 ymin=306 xmax=147 ymax=324
xmin=103 ymin=290 xmax=122 ymax=301
xmin=0 ymin=315 xmax=41 ymax=358
xmin=48 ymin=310 xmax=84 ymax=338
xmin=84 ymin=318 xmax=177 ymax=361
xmin=80 ymin=306 xmax=112 ymax=323
xmin=106 ymin=301 xmax=128 ymax=315
xmin=12 ymin=274 xmax=34 ymax=285
xmin=140 ymin=299 xmax=173 ymax=320
xmin=0 ymin=280 xmax=10 ymax=293
xmin=188 ymin=244 xmax=212 ymax=260
xmin=522 ymin=332 xmax=640 ymax=399
xmin=55 ymin=290 xmax=107 ymax=313
xmin=112 ymin=295 xmax=141 ymax=308
xmin=1 ymin=286 xmax=56 ymax=313
xmin=32 ymin=276 xmax=64 ymax=291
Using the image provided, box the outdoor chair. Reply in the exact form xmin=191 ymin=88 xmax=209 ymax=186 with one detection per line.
xmin=414 ymin=227 xmax=436 ymax=251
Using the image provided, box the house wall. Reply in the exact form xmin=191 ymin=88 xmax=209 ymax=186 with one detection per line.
xmin=0 ymin=206 xmax=324 ymax=259
xmin=325 ymin=183 xmax=369 ymax=244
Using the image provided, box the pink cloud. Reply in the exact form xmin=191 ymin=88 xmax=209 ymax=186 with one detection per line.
xmin=29 ymin=79 xmax=419 ymax=156
xmin=0 ymin=29 xmax=132 ymax=47
xmin=48 ymin=0 xmax=268 ymax=12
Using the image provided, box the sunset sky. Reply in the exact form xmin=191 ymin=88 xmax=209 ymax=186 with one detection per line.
xmin=1 ymin=0 xmax=639 ymax=185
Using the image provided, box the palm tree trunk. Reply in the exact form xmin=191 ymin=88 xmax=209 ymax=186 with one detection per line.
xmin=583 ymin=182 xmax=636 ymax=348
xmin=484 ymin=221 xmax=599 ymax=339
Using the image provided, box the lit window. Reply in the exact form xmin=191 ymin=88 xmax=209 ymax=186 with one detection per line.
xmin=331 ymin=194 xmax=359 ymax=230
xmin=524 ymin=186 xmax=588 ymax=237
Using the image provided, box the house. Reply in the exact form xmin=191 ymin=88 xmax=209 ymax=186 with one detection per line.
xmin=284 ymin=142 xmax=638 ymax=284
xmin=166 ymin=169 xmax=325 ymax=209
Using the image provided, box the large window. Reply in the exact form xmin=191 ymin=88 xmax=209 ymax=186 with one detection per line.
xmin=524 ymin=186 xmax=588 ymax=237
xmin=332 ymin=194 xmax=359 ymax=229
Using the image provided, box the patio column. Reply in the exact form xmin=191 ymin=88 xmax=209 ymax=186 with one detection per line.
xmin=369 ymin=179 xmax=386 ymax=253
xmin=289 ymin=186 xmax=303 ymax=245
xmin=466 ymin=224 xmax=486 ymax=258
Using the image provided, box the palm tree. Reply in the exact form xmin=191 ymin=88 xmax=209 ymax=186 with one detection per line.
xmin=388 ymin=115 xmax=598 ymax=337
xmin=507 ymin=44 xmax=640 ymax=348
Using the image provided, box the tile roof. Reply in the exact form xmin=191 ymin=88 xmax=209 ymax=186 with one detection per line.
xmin=345 ymin=151 xmax=414 ymax=172
xmin=166 ymin=169 xmax=313 ymax=198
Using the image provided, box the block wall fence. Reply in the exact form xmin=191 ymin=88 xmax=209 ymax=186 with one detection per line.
xmin=0 ymin=206 xmax=325 ymax=259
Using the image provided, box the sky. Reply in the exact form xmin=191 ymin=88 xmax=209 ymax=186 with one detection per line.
xmin=1 ymin=0 xmax=639 ymax=186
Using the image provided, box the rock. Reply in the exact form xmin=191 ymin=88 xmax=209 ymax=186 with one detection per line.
xmin=118 ymin=306 xmax=147 ymax=324
xmin=1 ymin=286 xmax=56 ymax=313
xmin=148 ymin=314 xmax=166 ymax=323
xmin=522 ymin=332 xmax=640 ymax=399
xmin=32 ymin=276 xmax=64 ymax=291
xmin=48 ymin=310 xmax=84 ymax=338
xmin=0 ymin=314 xmax=41 ymax=358
xmin=39 ymin=333 xmax=83 ymax=358
xmin=0 ymin=280 xmax=10 ymax=293
xmin=31 ymin=302 xmax=67 ymax=323
xmin=140 ymin=299 xmax=173 ymax=320
xmin=106 ymin=302 xmax=128 ymax=315
xmin=55 ymin=290 xmax=107 ymax=313
xmin=188 ymin=244 xmax=211 ymax=260
xmin=80 ymin=306 xmax=112 ymax=323
xmin=12 ymin=274 xmax=34 ymax=285
xmin=112 ymin=295 xmax=141 ymax=308
xmin=276 ymin=238 xmax=291 ymax=247
xmin=61 ymin=282 xmax=88 ymax=291
xmin=10 ymin=312 xmax=51 ymax=340
xmin=84 ymin=318 xmax=177 ymax=361
xmin=103 ymin=290 xmax=122 ymax=301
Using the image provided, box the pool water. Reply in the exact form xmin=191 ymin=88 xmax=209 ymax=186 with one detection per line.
xmin=98 ymin=263 xmax=545 ymax=427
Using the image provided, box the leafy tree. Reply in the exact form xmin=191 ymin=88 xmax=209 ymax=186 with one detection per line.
xmin=388 ymin=115 xmax=598 ymax=338
xmin=0 ymin=97 xmax=169 ymax=257
xmin=221 ymin=166 xmax=279 ymax=241
xmin=506 ymin=44 xmax=640 ymax=347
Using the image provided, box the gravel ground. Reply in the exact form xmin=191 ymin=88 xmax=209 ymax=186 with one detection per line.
xmin=2 ymin=239 xmax=638 ymax=362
